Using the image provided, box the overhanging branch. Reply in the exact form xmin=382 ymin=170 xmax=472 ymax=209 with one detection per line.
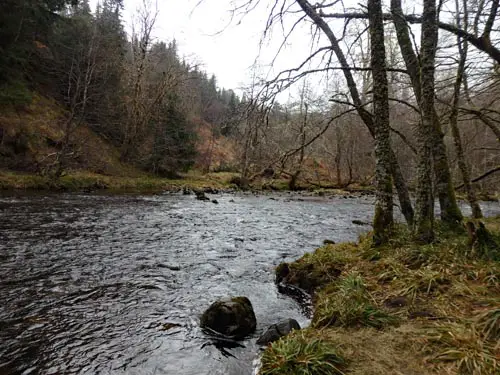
xmin=455 ymin=165 xmax=500 ymax=189
xmin=319 ymin=11 xmax=500 ymax=64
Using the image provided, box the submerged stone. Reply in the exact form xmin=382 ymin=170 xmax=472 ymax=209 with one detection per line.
xmin=256 ymin=318 xmax=301 ymax=345
xmin=352 ymin=219 xmax=370 ymax=226
xmin=160 ymin=322 xmax=182 ymax=331
xmin=200 ymin=296 xmax=257 ymax=339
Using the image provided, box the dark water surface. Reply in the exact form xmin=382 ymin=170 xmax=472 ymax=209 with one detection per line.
xmin=0 ymin=193 xmax=498 ymax=375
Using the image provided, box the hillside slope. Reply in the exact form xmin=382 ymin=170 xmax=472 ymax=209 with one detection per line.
xmin=0 ymin=94 xmax=142 ymax=176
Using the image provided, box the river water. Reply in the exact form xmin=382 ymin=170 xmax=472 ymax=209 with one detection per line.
xmin=0 ymin=192 xmax=498 ymax=375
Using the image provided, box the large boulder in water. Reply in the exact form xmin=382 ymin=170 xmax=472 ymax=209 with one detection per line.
xmin=256 ymin=318 xmax=301 ymax=345
xmin=200 ymin=297 xmax=257 ymax=339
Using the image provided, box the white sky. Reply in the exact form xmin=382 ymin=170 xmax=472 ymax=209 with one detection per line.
xmin=131 ymin=0 xmax=259 ymax=90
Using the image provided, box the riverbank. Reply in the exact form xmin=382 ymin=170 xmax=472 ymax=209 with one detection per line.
xmin=0 ymin=170 xmax=377 ymax=196
xmin=0 ymin=171 xmax=239 ymax=193
xmin=262 ymin=219 xmax=500 ymax=375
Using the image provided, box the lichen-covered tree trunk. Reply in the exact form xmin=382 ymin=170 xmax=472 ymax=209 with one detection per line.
xmin=390 ymin=153 xmax=414 ymax=227
xmin=391 ymin=0 xmax=462 ymax=227
xmin=414 ymin=0 xmax=438 ymax=242
xmin=368 ymin=0 xmax=394 ymax=245
xmin=431 ymin=125 xmax=463 ymax=224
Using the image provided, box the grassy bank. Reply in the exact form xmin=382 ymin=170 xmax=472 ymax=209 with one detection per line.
xmin=263 ymin=220 xmax=500 ymax=375
xmin=0 ymin=170 xmax=240 ymax=193
xmin=0 ymin=169 xmax=378 ymax=195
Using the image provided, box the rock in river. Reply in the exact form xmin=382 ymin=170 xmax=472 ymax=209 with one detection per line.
xmin=200 ymin=296 xmax=257 ymax=339
xmin=352 ymin=219 xmax=370 ymax=226
xmin=195 ymin=191 xmax=210 ymax=201
xmin=256 ymin=318 xmax=300 ymax=345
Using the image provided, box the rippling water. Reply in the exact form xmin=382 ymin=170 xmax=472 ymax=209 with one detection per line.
xmin=0 ymin=192 xmax=498 ymax=375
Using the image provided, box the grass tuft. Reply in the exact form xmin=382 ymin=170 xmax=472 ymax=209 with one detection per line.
xmin=313 ymin=273 xmax=398 ymax=329
xmin=395 ymin=268 xmax=450 ymax=302
xmin=423 ymin=323 xmax=498 ymax=374
xmin=476 ymin=308 xmax=500 ymax=345
xmin=260 ymin=330 xmax=346 ymax=375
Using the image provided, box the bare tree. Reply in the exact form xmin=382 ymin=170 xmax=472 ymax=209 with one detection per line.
xmin=46 ymin=6 xmax=102 ymax=178
xmin=120 ymin=0 xmax=166 ymax=161
xmin=262 ymin=0 xmax=415 ymax=226
xmin=321 ymin=1 xmax=500 ymax=64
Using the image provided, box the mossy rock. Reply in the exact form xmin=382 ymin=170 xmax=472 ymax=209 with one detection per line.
xmin=200 ymin=296 xmax=257 ymax=339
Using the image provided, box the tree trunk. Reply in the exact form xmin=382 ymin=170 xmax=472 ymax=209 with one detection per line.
xmin=431 ymin=123 xmax=463 ymax=224
xmin=414 ymin=0 xmax=438 ymax=242
xmin=289 ymin=100 xmax=308 ymax=190
xmin=335 ymin=127 xmax=342 ymax=186
xmin=391 ymin=0 xmax=462 ymax=226
xmin=390 ymin=154 xmax=414 ymax=227
xmin=368 ymin=0 xmax=394 ymax=245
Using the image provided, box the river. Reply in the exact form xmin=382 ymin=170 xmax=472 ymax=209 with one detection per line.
xmin=0 ymin=192 xmax=498 ymax=375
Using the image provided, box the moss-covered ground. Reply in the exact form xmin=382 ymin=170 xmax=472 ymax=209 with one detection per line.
xmin=262 ymin=220 xmax=500 ymax=375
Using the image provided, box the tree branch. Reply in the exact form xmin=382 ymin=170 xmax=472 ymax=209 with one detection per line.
xmin=455 ymin=165 xmax=500 ymax=189
xmin=320 ymin=11 xmax=500 ymax=63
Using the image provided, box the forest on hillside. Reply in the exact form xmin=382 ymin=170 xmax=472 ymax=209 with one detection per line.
xmin=0 ymin=0 xmax=242 ymax=177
